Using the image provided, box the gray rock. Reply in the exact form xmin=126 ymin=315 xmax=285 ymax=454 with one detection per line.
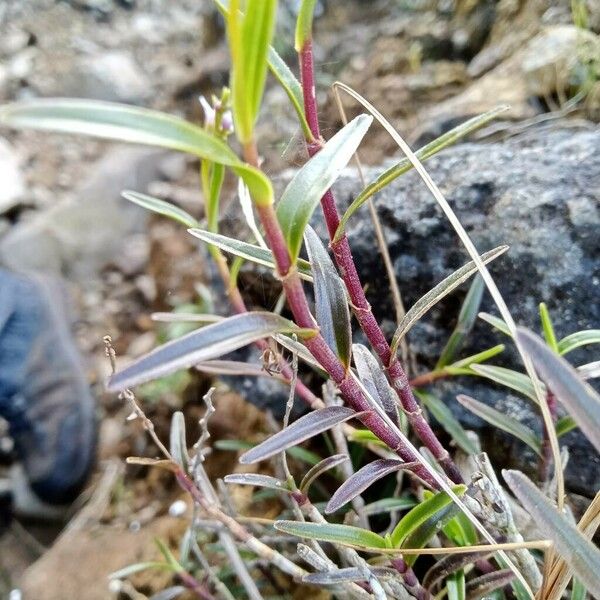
xmin=234 ymin=123 xmax=600 ymax=496
xmin=0 ymin=147 xmax=166 ymax=280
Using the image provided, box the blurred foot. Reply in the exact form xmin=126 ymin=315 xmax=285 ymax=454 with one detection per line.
xmin=0 ymin=270 xmax=96 ymax=515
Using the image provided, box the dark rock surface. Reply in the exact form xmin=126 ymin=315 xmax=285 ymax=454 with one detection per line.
xmin=242 ymin=123 xmax=600 ymax=496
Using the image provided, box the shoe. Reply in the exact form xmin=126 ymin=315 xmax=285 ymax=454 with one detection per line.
xmin=0 ymin=269 xmax=96 ymax=510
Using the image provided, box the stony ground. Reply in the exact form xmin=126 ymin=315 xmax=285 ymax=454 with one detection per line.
xmin=0 ymin=0 xmax=599 ymax=598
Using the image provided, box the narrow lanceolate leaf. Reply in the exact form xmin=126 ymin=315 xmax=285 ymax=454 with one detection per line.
xmin=516 ymin=327 xmax=600 ymax=453
xmin=503 ymin=469 xmax=600 ymax=594
xmin=274 ymin=520 xmax=386 ymax=549
xmin=213 ymin=1 xmax=312 ymax=139
xmin=390 ymin=246 xmax=508 ymax=354
xmin=468 ymin=364 xmax=539 ymax=403
xmin=456 ymin=395 xmax=542 ymax=455
xmin=363 ymin=497 xmax=417 ymax=516
xmin=0 ymin=98 xmax=272 ymax=204
xmin=557 ymin=329 xmax=600 ymax=355
xmin=305 ymin=226 xmax=352 ymax=367
xmin=109 ymin=562 xmax=172 ymax=580
xmin=299 ymin=454 xmax=349 ymax=495
xmin=195 ymin=359 xmax=287 ymax=380
xmin=436 ymin=275 xmax=485 ymax=369
xmin=122 ymin=191 xmax=199 ymax=228
xmin=465 ymin=570 xmax=514 ymax=600
xmin=326 ymin=459 xmax=415 ymax=514
xmin=555 ymin=415 xmax=577 ymax=438
xmin=276 ymin=114 xmax=373 ymax=263
xmin=353 ymin=344 xmax=397 ymax=417
xmin=390 ymin=485 xmax=467 ymax=548
xmin=416 ymin=391 xmax=479 ymax=455
xmin=229 ymin=0 xmax=277 ymax=143
xmin=169 ymin=411 xmax=189 ymax=472
xmin=334 ymin=106 xmax=509 ymax=242
xmin=239 ymin=407 xmax=362 ymax=464
xmin=223 ymin=473 xmax=288 ymax=492
xmin=478 ymin=312 xmax=512 ymax=337
xmin=539 ymin=303 xmax=559 ymax=353
xmin=303 ymin=567 xmax=398 ymax=585
xmin=108 ymin=312 xmax=315 ymax=391
xmin=423 ymin=552 xmax=483 ymax=592
xmin=188 ymin=228 xmax=312 ymax=279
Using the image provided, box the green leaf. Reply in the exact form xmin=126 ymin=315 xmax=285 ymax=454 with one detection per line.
xmin=557 ymin=330 xmax=600 ymax=355
xmin=295 ymin=0 xmax=318 ymax=50
xmin=390 ymin=246 xmax=508 ymax=354
xmin=274 ymin=520 xmax=387 ymax=549
xmin=390 ymin=485 xmax=467 ymax=548
xmin=467 ymin=364 xmax=539 ymax=403
xmin=416 ymin=391 xmax=479 ymax=455
xmin=122 ymin=191 xmax=199 ymax=228
xmin=478 ymin=312 xmax=512 ymax=337
xmin=437 ymin=275 xmax=485 ymax=369
xmin=0 ymin=97 xmax=272 ymax=204
xmin=229 ymin=0 xmax=277 ymax=143
xmin=276 ymin=114 xmax=372 ymax=263
xmin=109 ymin=562 xmax=172 ymax=580
xmin=448 ymin=345 xmax=505 ymax=369
xmin=555 ymin=415 xmax=577 ymax=437
xmin=539 ymin=302 xmax=559 ymax=353
xmin=571 ymin=577 xmax=587 ymax=600
xmin=516 ymin=328 xmax=600 ymax=454
xmin=456 ymin=394 xmax=541 ymax=455
xmin=347 ymin=428 xmax=388 ymax=448
xmin=443 ymin=511 xmax=478 ymax=547
xmin=503 ymin=469 xmax=600 ymax=594
xmin=169 ymin=411 xmax=189 ymax=472
xmin=213 ymin=0 xmax=312 ymax=140
xmin=362 ymin=497 xmax=417 ymax=516
xmin=155 ymin=539 xmax=184 ymax=573
xmin=334 ymin=106 xmax=509 ymax=242
xmin=188 ymin=228 xmax=312 ymax=279
xmin=447 ymin=570 xmax=466 ymax=600
xmin=304 ymin=226 xmax=352 ymax=367
xmin=108 ymin=312 xmax=316 ymax=391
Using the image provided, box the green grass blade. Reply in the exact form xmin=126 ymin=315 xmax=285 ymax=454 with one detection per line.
xmin=456 ymin=394 xmax=542 ymax=455
xmin=478 ymin=312 xmax=512 ymax=337
xmin=436 ymin=275 xmax=485 ymax=369
xmin=416 ymin=390 xmax=479 ymax=455
xmin=295 ymin=0 xmax=318 ymax=49
xmin=555 ymin=415 xmax=577 ymax=437
xmin=467 ymin=364 xmax=539 ymax=403
xmin=539 ymin=302 xmax=559 ymax=353
xmin=390 ymin=485 xmax=466 ymax=548
xmin=334 ymin=106 xmax=509 ymax=242
xmin=276 ymin=114 xmax=372 ymax=263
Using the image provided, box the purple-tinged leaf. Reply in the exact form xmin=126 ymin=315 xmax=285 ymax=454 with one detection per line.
xmin=223 ymin=473 xmax=288 ymax=492
xmin=352 ymin=344 xmax=396 ymax=417
xmin=503 ymin=469 xmax=600 ymax=594
xmin=465 ymin=570 xmax=514 ymax=600
xmin=239 ymin=407 xmax=362 ymax=464
xmin=274 ymin=519 xmax=386 ymax=549
xmin=423 ymin=551 xmax=484 ymax=591
xmin=516 ymin=327 xmax=600 ymax=453
xmin=304 ymin=226 xmax=352 ymax=368
xmin=326 ymin=459 xmax=417 ymax=514
xmin=108 ymin=312 xmax=316 ymax=392
xmin=299 ymin=454 xmax=348 ymax=495
xmin=302 ymin=567 xmax=398 ymax=585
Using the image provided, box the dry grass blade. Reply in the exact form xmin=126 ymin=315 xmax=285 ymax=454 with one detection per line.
xmin=351 ymin=540 xmax=553 ymax=555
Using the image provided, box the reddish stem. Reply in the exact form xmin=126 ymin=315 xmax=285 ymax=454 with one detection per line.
xmin=298 ymin=41 xmax=461 ymax=483
xmin=245 ymin=143 xmax=438 ymax=488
